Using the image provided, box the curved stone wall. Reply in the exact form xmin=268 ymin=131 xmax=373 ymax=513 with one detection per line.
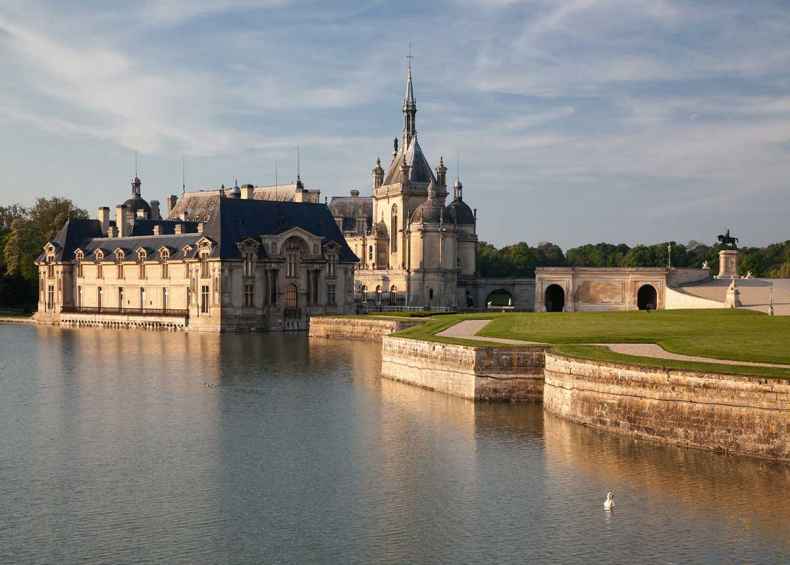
xmin=381 ymin=336 xmax=546 ymax=401
xmin=543 ymin=352 xmax=790 ymax=461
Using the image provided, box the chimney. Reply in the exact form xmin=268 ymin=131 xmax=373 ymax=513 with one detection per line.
xmin=97 ymin=207 xmax=110 ymax=235
xmin=197 ymin=222 xmax=204 ymax=234
xmin=153 ymin=225 xmax=161 ymax=236
xmin=241 ymin=184 xmax=254 ymax=199
xmin=350 ymin=189 xmax=360 ymax=197
xmin=116 ymin=204 xmax=128 ymax=237
xmin=174 ymin=224 xmax=183 ymax=235
xmin=167 ymin=195 xmax=178 ymax=215
xmin=150 ymin=200 xmax=161 ymax=220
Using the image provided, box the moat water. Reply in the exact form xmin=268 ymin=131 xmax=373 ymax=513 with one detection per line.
xmin=2 ymin=324 xmax=790 ymax=564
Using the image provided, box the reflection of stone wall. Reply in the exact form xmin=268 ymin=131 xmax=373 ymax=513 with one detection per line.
xmin=309 ymin=316 xmax=420 ymax=342
xmin=575 ymin=281 xmax=624 ymax=305
xmin=544 ymin=353 xmax=790 ymax=461
xmin=381 ymin=336 xmax=546 ymax=401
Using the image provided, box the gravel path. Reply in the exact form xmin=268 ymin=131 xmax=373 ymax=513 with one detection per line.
xmin=438 ymin=319 xmax=790 ymax=369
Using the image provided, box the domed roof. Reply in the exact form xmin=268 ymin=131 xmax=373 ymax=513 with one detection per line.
xmin=410 ymin=181 xmax=444 ymax=224
xmin=446 ymin=198 xmax=475 ymax=225
xmin=123 ymin=195 xmax=151 ymax=214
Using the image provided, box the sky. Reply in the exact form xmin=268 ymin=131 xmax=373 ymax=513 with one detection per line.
xmin=1 ymin=0 xmax=789 ymax=250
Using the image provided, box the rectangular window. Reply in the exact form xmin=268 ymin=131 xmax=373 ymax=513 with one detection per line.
xmin=327 ymin=284 xmax=336 ymax=305
xmin=97 ymin=263 xmax=103 ymax=279
xmin=140 ymin=288 xmax=146 ymax=310
xmin=244 ymin=283 xmax=254 ymax=307
xmin=119 ymin=287 xmax=125 ymax=309
xmin=77 ymin=262 xmax=83 ymax=278
xmin=139 ymin=262 xmax=146 ymax=280
xmin=201 ymin=285 xmax=209 ymax=314
xmin=162 ymin=287 xmax=168 ymax=311
xmin=77 ymin=286 xmax=82 ymax=308
xmin=47 ymin=285 xmax=54 ymax=311
xmin=200 ymin=254 xmax=209 ymax=278
xmin=286 ymin=284 xmax=297 ymax=308
xmin=161 ymin=260 xmax=169 ymax=279
xmin=117 ymin=263 xmax=124 ymax=280
xmin=97 ymin=287 xmax=103 ymax=309
xmin=269 ymin=271 xmax=277 ymax=305
xmin=327 ymin=255 xmax=336 ymax=278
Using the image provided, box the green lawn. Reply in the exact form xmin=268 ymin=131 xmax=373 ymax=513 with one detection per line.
xmin=554 ymin=344 xmax=790 ymax=380
xmin=479 ymin=309 xmax=790 ymax=366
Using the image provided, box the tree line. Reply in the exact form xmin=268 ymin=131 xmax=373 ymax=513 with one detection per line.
xmin=478 ymin=240 xmax=790 ymax=278
xmin=0 ymin=198 xmax=87 ymax=310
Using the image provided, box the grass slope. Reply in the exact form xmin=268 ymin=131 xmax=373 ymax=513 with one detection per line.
xmin=479 ymin=310 xmax=790 ymax=366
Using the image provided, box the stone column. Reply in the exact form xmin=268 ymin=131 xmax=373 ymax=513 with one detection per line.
xmin=718 ymin=249 xmax=738 ymax=278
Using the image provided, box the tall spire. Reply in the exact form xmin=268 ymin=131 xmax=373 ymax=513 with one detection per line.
xmin=402 ymin=46 xmax=417 ymax=149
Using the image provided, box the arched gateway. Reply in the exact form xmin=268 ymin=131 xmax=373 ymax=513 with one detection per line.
xmin=637 ymin=284 xmax=657 ymax=310
xmin=545 ymin=284 xmax=565 ymax=312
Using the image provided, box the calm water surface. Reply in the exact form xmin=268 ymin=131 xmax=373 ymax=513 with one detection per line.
xmin=1 ymin=324 xmax=789 ymax=564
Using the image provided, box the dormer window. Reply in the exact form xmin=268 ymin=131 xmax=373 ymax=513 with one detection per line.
xmin=243 ymin=252 xmax=255 ymax=278
xmin=159 ymin=248 xmax=170 ymax=279
xmin=115 ymin=250 xmax=125 ymax=279
xmin=75 ymin=250 xmax=84 ymax=278
xmin=46 ymin=255 xmax=55 ymax=278
xmin=284 ymin=239 xmax=304 ymax=278
xmin=137 ymin=250 xmax=147 ymax=280
xmin=327 ymin=253 xmax=337 ymax=279
xmin=95 ymin=251 xmax=104 ymax=279
xmin=200 ymin=251 xmax=210 ymax=278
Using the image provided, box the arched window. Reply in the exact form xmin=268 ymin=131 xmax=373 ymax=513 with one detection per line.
xmin=390 ymin=285 xmax=398 ymax=305
xmin=361 ymin=285 xmax=367 ymax=302
xmin=391 ymin=205 xmax=398 ymax=252
xmin=286 ymin=284 xmax=298 ymax=308
xmin=375 ymin=284 xmax=382 ymax=304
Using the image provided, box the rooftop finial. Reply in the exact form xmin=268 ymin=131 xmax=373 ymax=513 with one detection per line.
xmin=402 ymin=44 xmax=417 ymax=148
xmin=296 ymin=146 xmax=304 ymax=190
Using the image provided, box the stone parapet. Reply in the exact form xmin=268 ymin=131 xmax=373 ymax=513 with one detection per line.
xmin=543 ymin=353 xmax=790 ymax=461
xmin=59 ymin=312 xmax=187 ymax=331
xmin=381 ymin=336 xmax=546 ymax=401
xmin=308 ymin=316 xmax=421 ymax=342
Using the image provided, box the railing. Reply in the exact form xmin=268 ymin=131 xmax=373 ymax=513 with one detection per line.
xmin=60 ymin=306 xmax=188 ymax=318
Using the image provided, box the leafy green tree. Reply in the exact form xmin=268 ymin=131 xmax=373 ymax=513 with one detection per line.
xmin=29 ymin=197 xmax=88 ymax=243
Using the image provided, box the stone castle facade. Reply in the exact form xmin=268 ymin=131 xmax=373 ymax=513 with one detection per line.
xmin=35 ymin=176 xmax=358 ymax=331
xmin=329 ymin=64 xmax=478 ymax=309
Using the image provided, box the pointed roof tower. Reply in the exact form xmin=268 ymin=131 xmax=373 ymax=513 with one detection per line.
xmin=402 ymin=53 xmax=417 ymax=149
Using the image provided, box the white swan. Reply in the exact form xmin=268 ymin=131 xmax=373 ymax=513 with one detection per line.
xmin=604 ymin=491 xmax=615 ymax=511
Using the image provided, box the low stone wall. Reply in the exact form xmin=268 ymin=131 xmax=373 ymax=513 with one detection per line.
xmin=309 ymin=316 xmax=421 ymax=342
xmin=381 ymin=336 xmax=546 ymax=401
xmin=543 ymin=353 xmax=790 ymax=461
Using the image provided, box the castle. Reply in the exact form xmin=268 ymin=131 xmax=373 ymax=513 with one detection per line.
xmin=328 ymin=63 xmax=479 ymax=309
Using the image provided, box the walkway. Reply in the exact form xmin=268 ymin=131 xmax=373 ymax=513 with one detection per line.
xmin=438 ymin=319 xmax=790 ymax=369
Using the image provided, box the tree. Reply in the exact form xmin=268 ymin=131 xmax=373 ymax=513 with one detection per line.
xmin=28 ymin=197 xmax=88 ymax=243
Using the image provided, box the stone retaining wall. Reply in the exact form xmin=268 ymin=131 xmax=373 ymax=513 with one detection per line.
xmin=543 ymin=352 xmax=790 ymax=461
xmin=381 ymin=336 xmax=546 ymax=401
xmin=308 ymin=316 xmax=421 ymax=342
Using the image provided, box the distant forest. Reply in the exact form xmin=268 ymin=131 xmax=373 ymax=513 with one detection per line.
xmin=0 ymin=198 xmax=87 ymax=310
xmin=478 ymin=240 xmax=790 ymax=279
xmin=1 ymin=197 xmax=789 ymax=309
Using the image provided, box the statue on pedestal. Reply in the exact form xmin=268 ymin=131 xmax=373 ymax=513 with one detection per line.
xmin=717 ymin=229 xmax=739 ymax=249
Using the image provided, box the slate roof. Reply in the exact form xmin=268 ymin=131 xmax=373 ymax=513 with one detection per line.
xmin=131 ymin=219 xmax=199 ymax=236
xmin=446 ymin=198 xmax=475 ymax=225
xmin=42 ymin=196 xmax=359 ymax=264
xmin=383 ymin=137 xmax=436 ymax=185
xmin=328 ymin=195 xmax=373 ymax=232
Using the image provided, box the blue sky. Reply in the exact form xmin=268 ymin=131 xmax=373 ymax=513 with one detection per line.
xmin=1 ymin=0 xmax=789 ymax=249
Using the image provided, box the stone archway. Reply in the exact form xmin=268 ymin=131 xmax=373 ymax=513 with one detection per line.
xmin=545 ymin=284 xmax=565 ymax=312
xmin=486 ymin=289 xmax=513 ymax=308
xmin=637 ymin=284 xmax=657 ymax=310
